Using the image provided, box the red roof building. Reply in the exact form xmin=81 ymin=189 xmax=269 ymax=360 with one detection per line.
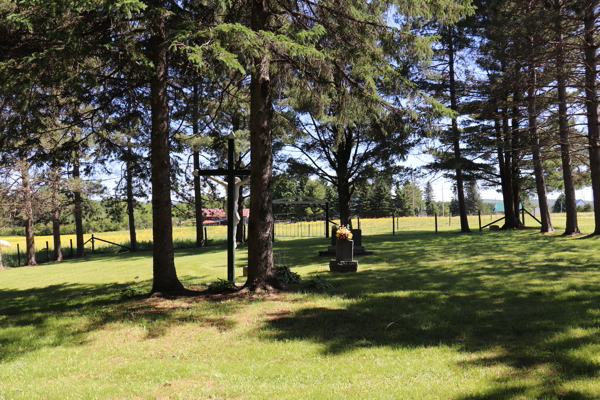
xmin=202 ymin=208 xmax=226 ymax=219
xmin=201 ymin=208 xmax=250 ymax=219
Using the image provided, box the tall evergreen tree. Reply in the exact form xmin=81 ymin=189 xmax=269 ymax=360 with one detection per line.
xmin=368 ymin=175 xmax=394 ymax=217
xmin=581 ymin=0 xmax=600 ymax=234
xmin=420 ymin=13 xmax=477 ymax=233
xmin=552 ymin=0 xmax=580 ymax=235
xmin=424 ymin=181 xmax=438 ymax=215
xmin=523 ymin=0 xmax=554 ymax=232
xmin=464 ymin=180 xmax=483 ymax=215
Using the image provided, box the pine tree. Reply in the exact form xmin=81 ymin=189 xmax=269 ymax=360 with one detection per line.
xmin=393 ymin=183 xmax=412 ymax=216
xmin=465 ymin=180 xmax=483 ymax=215
xmin=368 ymin=175 xmax=394 ymax=218
xmin=581 ymin=0 xmax=600 ymax=233
xmin=553 ymin=193 xmax=567 ymax=213
xmin=424 ymin=181 xmax=438 ymax=216
xmin=552 ymin=0 xmax=580 ymax=234
xmin=401 ymin=182 xmax=424 ymax=216
xmin=419 ymin=14 xmax=476 ymax=232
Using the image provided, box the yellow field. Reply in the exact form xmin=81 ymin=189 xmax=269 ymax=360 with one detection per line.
xmin=358 ymin=212 xmax=598 ymax=234
xmin=0 ymin=225 xmax=229 ymax=256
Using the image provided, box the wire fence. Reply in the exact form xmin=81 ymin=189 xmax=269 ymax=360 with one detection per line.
xmin=0 ymin=225 xmax=230 ymax=268
xmin=274 ymin=220 xmax=327 ymax=238
xmin=349 ymin=211 xmax=597 ymax=235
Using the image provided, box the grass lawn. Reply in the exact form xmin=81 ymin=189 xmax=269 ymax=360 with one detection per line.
xmin=1 ymin=230 xmax=600 ymax=399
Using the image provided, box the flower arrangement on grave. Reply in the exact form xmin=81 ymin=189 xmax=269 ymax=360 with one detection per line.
xmin=336 ymin=225 xmax=353 ymax=241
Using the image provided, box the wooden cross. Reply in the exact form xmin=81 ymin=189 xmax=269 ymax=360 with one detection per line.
xmin=193 ymin=134 xmax=250 ymax=281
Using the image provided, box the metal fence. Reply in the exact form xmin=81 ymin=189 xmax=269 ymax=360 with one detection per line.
xmin=273 ymin=220 xmax=327 ymax=238
xmin=273 ymin=211 xmax=599 ymax=238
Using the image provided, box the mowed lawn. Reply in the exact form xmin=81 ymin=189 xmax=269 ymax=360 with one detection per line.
xmin=1 ymin=230 xmax=600 ymax=399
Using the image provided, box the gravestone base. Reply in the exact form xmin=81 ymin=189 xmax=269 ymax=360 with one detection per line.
xmin=329 ymin=260 xmax=359 ymax=273
xmin=320 ymin=246 xmax=373 ymax=257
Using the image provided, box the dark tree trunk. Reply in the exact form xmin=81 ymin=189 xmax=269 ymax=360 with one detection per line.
xmin=501 ymin=98 xmax=519 ymax=228
xmin=246 ymin=0 xmax=280 ymax=291
xmin=52 ymin=208 xmax=62 ymax=261
xmin=234 ymin=117 xmax=245 ymax=246
xmin=149 ymin=4 xmax=184 ymax=295
xmin=25 ymin=218 xmax=36 ymax=266
xmin=495 ymin=104 xmax=508 ymax=204
xmin=192 ymin=85 xmax=204 ymax=247
xmin=51 ymin=168 xmax=63 ymax=261
xmin=511 ymin=88 xmax=522 ymax=219
xmin=448 ymin=33 xmax=470 ymax=233
xmin=193 ymin=150 xmax=205 ymax=247
xmin=338 ymin=179 xmax=351 ymax=226
xmin=73 ymin=160 xmax=84 ymax=257
xmin=527 ymin=64 xmax=554 ymax=233
xmin=22 ymin=163 xmax=37 ymax=266
xmin=584 ymin=2 xmax=600 ymax=234
xmin=126 ymin=141 xmax=137 ymax=252
xmin=555 ymin=1 xmax=579 ymax=235
xmin=335 ymin=126 xmax=353 ymax=226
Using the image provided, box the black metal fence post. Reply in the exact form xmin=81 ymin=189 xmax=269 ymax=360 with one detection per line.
xmin=435 ymin=213 xmax=438 ymax=233
xmin=91 ymin=234 xmax=95 ymax=253
xmin=17 ymin=244 xmax=20 ymax=267
xmin=46 ymin=241 xmax=49 ymax=262
xmin=478 ymin=211 xmax=482 ymax=231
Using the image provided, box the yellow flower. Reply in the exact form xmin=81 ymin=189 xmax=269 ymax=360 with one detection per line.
xmin=336 ymin=225 xmax=353 ymax=240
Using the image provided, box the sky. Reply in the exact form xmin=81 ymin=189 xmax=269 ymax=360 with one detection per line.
xmin=95 ymin=148 xmax=593 ymax=206
xmin=400 ymin=151 xmax=594 ymax=204
xmin=96 ymin=141 xmax=594 ymax=207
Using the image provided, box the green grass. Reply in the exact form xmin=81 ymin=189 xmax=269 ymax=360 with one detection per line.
xmin=1 ymin=231 xmax=600 ymax=399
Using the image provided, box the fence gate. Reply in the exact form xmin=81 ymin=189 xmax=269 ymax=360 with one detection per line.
xmin=272 ymin=196 xmax=330 ymax=238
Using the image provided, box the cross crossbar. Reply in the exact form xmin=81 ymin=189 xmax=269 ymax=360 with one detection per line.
xmin=193 ymin=169 xmax=250 ymax=176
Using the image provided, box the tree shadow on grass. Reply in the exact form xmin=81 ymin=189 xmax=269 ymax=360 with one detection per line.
xmin=57 ymin=244 xmax=231 ymax=265
xmin=0 ymin=280 xmax=242 ymax=364
xmin=0 ymin=243 xmax=232 ymax=269
xmin=261 ymin=231 xmax=600 ymax=399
